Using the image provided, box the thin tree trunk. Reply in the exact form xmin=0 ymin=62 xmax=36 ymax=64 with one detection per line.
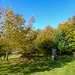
xmin=6 ymin=50 xmax=9 ymax=61
xmin=4 ymin=54 xmax=6 ymax=59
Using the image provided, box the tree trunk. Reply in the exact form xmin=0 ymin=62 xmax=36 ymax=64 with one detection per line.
xmin=6 ymin=50 xmax=9 ymax=61
xmin=4 ymin=55 xmax=6 ymax=59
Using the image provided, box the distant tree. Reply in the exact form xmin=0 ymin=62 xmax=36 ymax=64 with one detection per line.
xmin=35 ymin=25 xmax=54 ymax=55
xmin=28 ymin=29 xmax=42 ymax=54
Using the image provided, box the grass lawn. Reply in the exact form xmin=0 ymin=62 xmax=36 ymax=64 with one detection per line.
xmin=0 ymin=54 xmax=75 ymax=75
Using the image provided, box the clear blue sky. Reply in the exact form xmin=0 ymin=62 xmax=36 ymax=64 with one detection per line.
xmin=0 ymin=0 xmax=75 ymax=30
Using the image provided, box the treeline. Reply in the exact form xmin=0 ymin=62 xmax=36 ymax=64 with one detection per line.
xmin=0 ymin=6 xmax=75 ymax=61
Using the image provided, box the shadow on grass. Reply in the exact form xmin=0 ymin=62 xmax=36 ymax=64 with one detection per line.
xmin=0 ymin=55 xmax=75 ymax=75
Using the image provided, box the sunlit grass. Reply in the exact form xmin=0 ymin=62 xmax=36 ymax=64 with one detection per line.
xmin=30 ymin=60 xmax=75 ymax=75
xmin=8 ymin=54 xmax=22 ymax=59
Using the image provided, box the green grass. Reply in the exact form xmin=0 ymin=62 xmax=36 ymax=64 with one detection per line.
xmin=0 ymin=55 xmax=75 ymax=75
xmin=8 ymin=54 xmax=22 ymax=59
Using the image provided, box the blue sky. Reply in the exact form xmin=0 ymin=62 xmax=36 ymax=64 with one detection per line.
xmin=0 ymin=0 xmax=75 ymax=30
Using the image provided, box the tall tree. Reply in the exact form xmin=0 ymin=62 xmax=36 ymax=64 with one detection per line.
xmin=57 ymin=18 xmax=75 ymax=53
xmin=0 ymin=7 xmax=25 ymax=61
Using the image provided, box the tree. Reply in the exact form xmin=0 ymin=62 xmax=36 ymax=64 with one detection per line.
xmin=53 ymin=30 xmax=69 ymax=54
xmin=54 ymin=18 xmax=75 ymax=54
xmin=35 ymin=25 xmax=54 ymax=55
xmin=0 ymin=7 xmax=25 ymax=61
xmin=29 ymin=29 xmax=42 ymax=54
xmin=18 ymin=15 xmax=36 ymax=57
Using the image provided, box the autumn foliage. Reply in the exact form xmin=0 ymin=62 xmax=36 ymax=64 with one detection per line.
xmin=35 ymin=25 xmax=54 ymax=55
